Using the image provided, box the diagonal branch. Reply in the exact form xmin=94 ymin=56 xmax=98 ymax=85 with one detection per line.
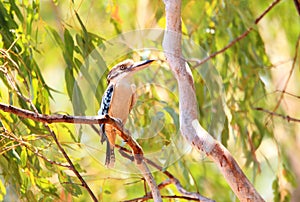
xmin=254 ymin=107 xmax=300 ymax=123
xmin=269 ymin=34 xmax=300 ymax=116
xmin=117 ymin=145 xmax=214 ymax=202
xmin=124 ymin=195 xmax=203 ymax=202
xmin=190 ymin=0 xmax=282 ymax=68
xmin=0 ymin=102 xmax=161 ymax=201
xmin=44 ymin=124 xmax=98 ymax=202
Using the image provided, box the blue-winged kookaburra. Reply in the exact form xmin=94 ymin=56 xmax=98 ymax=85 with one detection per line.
xmin=98 ymin=59 xmax=154 ymax=168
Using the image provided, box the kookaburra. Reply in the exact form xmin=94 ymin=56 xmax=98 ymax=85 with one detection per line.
xmin=98 ymin=59 xmax=154 ymax=168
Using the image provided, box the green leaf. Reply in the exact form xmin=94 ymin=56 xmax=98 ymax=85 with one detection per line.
xmin=221 ymin=117 xmax=229 ymax=147
xmin=0 ymin=180 xmax=6 ymax=201
xmin=272 ymin=177 xmax=280 ymax=202
xmin=104 ymin=190 xmax=112 ymax=194
xmin=65 ymin=68 xmax=75 ymax=99
xmin=251 ymin=131 xmax=263 ymax=150
xmin=20 ymin=148 xmax=27 ymax=168
xmin=35 ymin=178 xmax=57 ymax=195
xmin=62 ymin=124 xmax=77 ymax=142
xmin=72 ymin=82 xmax=87 ymax=115
xmin=75 ymin=11 xmax=88 ymax=36
xmin=64 ymin=29 xmax=74 ymax=67
xmin=163 ymin=106 xmax=179 ymax=131
xmin=46 ymin=26 xmax=63 ymax=49
xmin=58 ymin=171 xmax=82 ymax=197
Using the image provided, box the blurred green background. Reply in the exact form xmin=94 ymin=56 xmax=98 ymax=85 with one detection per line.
xmin=0 ymin=0 xmax=299 ymax=201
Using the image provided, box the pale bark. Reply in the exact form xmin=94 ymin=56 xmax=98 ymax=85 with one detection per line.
xmin=162 ymin=0 xmax=265 ymax=201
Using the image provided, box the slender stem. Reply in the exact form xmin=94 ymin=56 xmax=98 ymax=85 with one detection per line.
xmin=124 ymin=195 xmax=202 ymax=202
xmin=190 ymin=0 xmax=282 ymax=68
xmin=269 ymin=35 xmax=300 ymax=114
xmin=44 ymin=125 xmax=98 ymax=202
xmin=117 ymin=145 xmax=214 ymax=202
xmin=254 ymin=107 xmax=300 ymax=123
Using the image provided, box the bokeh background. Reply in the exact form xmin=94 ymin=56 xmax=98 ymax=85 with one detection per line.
xmin=0 ymin=0 xmax=299 ymax=201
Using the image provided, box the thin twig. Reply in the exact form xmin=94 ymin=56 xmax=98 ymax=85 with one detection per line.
xmin=116 ymin=145 xmax=214 ymax=202
xmin=44 ymin=124 xmax=98 ymax=202
xmin=124 ymin=195 xmax=202 ymax=202
xmin=0 ymin=131 xmax=70 ymax=168
xmin=246 ymin=131 xmax=261 ymax=173
xmin=275 ymin=90 xmax=300 ymax=99
xmin=254 ymin=107 xmax=300 ymax=123
xmin=269 ymin=34 xmax=300 ymax=115
xmin=190 ymin=0 xmax=282 ymax=68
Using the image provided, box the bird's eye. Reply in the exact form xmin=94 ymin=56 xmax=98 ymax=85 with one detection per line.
xmin=120 ymin=65 xmax=126 ymax=70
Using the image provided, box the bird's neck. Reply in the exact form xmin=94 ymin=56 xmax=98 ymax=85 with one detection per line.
xmin=111 ymin=75 xmax=133 ymax=85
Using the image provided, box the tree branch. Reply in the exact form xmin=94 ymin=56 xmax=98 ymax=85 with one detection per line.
xmin=0 ymin=102 xmax=161 ymax=201
xmin=189 ymin=0 xmax=282 ymax=68
xmin=0 ymin=66 xmax=99 ymax=200
xmin=0 ymin=102 xmax=108 ymax=124
xmin=269 ymin=34 xmax=300 ymax=117
xmin=254 ymin=107 xmax=300 ymax=123
xmin=117 ymin=145 xmax=214 ymax=202
xmin=44 ymin=124 xmax=99 ymax=202
xmin=162 ymin=0 xmax=264 ymax=201
xmin=124 ymin=194 xmax=202 ymax=202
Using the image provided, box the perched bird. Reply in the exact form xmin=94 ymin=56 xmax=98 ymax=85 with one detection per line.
xmin=98 ymin=59 xmax=154 ymax=168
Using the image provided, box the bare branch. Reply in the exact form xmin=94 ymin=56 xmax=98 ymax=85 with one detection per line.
xmin=275 ymin=90 xmax=300 ymax=99
xmin=0 ymin=102 xmax=142 ymax=164
xmin=43 ymin=125 xmax=98 ymax=202
xmin=254 ymin=107 xmax=300 ymax=123
xmin=190 ymin=0 xmax=282 ymax=68
xmin=116 ymin=145 xmax=214 ymax=202
xmin=124 ymin=195 xmax=202 ymax=202
xmin=0 ymin=102 xmax=160 ymax=201
xmin=269 ymin=34 xmax=300 ymax=116
xmin=0 ymin=102 xmax=108 ymax=124
xmin=135 ymin=162 xmax=161 ymax=201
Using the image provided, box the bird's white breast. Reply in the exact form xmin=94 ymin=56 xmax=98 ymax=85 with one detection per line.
xmin=109 ymin=80 xmax=135 ymax=123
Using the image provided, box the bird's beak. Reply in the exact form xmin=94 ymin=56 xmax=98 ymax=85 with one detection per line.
xmin=130 ymin=60 xmax=155 ymax=72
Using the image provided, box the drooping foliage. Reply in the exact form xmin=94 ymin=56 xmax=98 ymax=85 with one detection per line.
xmin=0 ymin=0 xmax=298 ymax=201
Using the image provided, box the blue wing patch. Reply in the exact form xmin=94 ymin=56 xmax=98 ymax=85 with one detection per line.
xmin=98 ymin=84 xmax=114 ymax=115
xmin=98 ymin=84 xmax=114 ymax=143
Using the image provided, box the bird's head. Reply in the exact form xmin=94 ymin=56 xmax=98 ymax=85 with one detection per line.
xmin=107 ymin=59 xmax=154 ymax=83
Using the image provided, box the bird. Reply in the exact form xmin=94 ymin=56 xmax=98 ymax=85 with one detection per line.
xmin=98 ymin=59 xmax=154 ymax=168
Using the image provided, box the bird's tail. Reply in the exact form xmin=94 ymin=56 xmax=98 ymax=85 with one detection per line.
xmin=105 ymin=142 xmax=115 ymax=168
xmin=99 ymin=124 xmax=106 ymax=144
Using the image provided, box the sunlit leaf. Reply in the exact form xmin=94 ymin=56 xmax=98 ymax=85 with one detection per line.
xmin=46 ymin=26 xmax=63 ymax=49
xmin=0 ymin=180 xmax=6 ymax=201
xmin=20 ymin=148 xmax=27 ymax=168
xmin=64 ymin=29 xmax=74 ymax=67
